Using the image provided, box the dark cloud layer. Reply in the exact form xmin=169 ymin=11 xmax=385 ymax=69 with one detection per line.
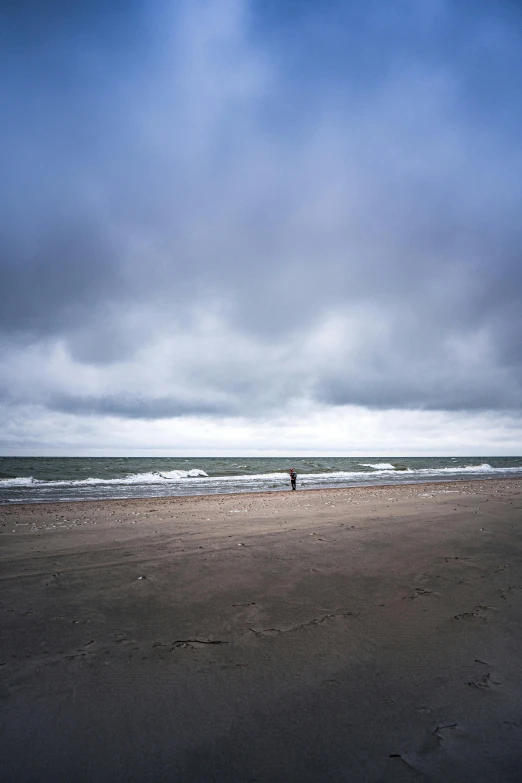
xmin=1 ymin=0 xmax=522 ymax=425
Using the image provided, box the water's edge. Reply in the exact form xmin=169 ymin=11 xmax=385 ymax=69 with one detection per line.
xmin=1 ymin=472 xmax=521 ymax=506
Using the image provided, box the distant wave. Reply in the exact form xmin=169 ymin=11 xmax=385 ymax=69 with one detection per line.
xmin=359 ymin=463 xmax=396 ymax=470
xmin=431 ymin=463 xmax=494 ymax=473
xmin=157 ymin=469 xmax=208 ymax=479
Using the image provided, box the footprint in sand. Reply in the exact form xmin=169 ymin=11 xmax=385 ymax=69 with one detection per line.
xmin=444 ymin=556 xmax=472 ymax=564
xmin=498 ymin=585 xmax=522 ymax=601
xmin=453 ymin=605 xmax=498 ymax=622
xmin=423 ymin=723 xmax=467 ymax=754
xmin=403 ymin=587 xmax=438 ymax=601
xmin=467 ymin=671 xmax=502 ymax=689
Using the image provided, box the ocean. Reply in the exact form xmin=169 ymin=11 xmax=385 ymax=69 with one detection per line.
xmin=1 ymin=456 xmax=522 ymax=504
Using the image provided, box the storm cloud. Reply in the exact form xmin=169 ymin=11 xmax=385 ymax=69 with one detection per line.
xmin=1 ymin=0 xmax=522 ymax=453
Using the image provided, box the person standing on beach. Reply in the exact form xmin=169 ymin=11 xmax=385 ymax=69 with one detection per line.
xmin=289 ymin=468 xmax=297 ymax=490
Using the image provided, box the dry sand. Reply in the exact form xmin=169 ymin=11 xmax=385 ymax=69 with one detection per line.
xmin=1 ymin=478 xmax=522 ymax=782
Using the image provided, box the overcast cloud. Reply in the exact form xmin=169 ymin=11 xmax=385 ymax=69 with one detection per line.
xmin=1 ymin=0 xmax=522 ymax=454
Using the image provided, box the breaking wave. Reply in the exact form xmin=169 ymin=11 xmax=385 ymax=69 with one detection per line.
xmin=0 ymin=468 xmax=208 ymax=489
xmin=359 ymin=463 xmax=396 ymax=470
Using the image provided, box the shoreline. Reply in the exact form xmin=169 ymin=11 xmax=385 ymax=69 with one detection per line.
xmin=1 ymin=472 xmax=521 ymax=509
xmin=2 ymin=475 xmax=522 ymax=781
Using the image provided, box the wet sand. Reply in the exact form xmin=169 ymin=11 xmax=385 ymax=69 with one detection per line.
xmin=1 ymin=478 xmax=522 ymax=782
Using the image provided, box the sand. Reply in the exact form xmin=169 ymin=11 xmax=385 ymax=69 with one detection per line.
xmin=1 ymin=478 xmax=522 ymax=782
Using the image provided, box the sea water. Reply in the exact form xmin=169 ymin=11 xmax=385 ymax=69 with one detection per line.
xmin=1 ymin=456 xmax=522 ymax=504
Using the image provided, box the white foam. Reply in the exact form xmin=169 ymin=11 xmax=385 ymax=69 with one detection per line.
xmin=416 ymin=463 xmax=494 ymax=474
xmin=0 ymin=476 xmax=37 ymax=487
xmin=359 ymin=463 xmax=396 ymax=470
xmin=158 ymin=469 xmax=208 ymax=479
xmin=0 ymin=468 xmax=208 ymax=488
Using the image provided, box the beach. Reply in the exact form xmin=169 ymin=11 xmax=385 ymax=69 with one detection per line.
xmin=2 ymin=478 xmax=522 ymax=781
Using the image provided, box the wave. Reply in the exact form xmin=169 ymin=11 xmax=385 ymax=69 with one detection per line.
xmin=359 ymin=463 xmax=396 ymax=470
xmin=0 ymin=476 xmax=36 ymax=487
xmin=429 ymin=463 xmax=494 ymax=473
xmin=289 ymin=464 xmax=503 ymax=483
xmin=157 ymin=469 xmax=208 ymax=479
xmin=0 ymin=468 xmax=208 ymax=489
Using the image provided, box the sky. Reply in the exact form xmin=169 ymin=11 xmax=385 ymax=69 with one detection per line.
xmin=1 ymin=0 xmax=522 ymax=456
